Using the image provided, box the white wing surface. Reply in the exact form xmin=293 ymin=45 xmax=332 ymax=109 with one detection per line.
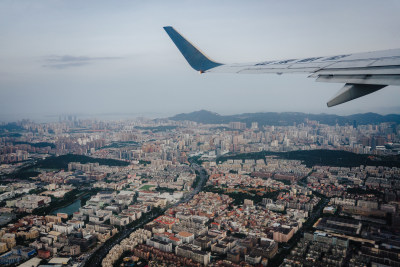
xmin=164 ymin=26 xmax=400 ymax=107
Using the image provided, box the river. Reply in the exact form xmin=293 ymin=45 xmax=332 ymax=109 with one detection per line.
xmin=51 ymin=199 xmax=81 ymax=215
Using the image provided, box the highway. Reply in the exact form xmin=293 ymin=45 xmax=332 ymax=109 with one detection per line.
xmin=83 ymin=162 xmax=208 ymax=267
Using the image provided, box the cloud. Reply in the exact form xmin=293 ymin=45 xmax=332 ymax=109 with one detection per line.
xmin=42 ymin=55 xmax=121 ymax=69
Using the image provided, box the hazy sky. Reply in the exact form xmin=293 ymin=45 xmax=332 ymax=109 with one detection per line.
xmin=1 ymin=0 xmax=400 ymax=122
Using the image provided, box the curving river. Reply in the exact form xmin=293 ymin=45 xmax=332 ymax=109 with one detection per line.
xmin=51 ymin=199 xmax=81 ymax=215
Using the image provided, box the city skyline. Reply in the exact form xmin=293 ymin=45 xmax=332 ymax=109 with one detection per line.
xmin=1 ymin=112 xmax=399 ymax=266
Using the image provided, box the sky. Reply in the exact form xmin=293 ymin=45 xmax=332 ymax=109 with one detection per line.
xmin=1 ymin=0 xmax=400 ymax=122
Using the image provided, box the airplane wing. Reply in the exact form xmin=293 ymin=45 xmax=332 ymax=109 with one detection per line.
xmin=163 ymin=26 xmax=400 ymax=107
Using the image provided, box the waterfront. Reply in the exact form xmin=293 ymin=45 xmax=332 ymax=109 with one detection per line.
xmin=51 ymin=199 xmax=81 ymax=215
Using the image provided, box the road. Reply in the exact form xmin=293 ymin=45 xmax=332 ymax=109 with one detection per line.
xmin=177 ymin=163 xmax=208 ymax=204
xmin=83 ymin=162 xmax=208 ymax=267
xmin=270 ymin=194 xmax=330 ymax=266
xmin=82 ymin=211 xmax=161 ymax=267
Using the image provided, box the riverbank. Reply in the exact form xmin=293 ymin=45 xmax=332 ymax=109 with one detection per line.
xmin=34 ymin=188 xmax=99 ymax=216
xmin=51 ymin=199 xmax=81 ymax=215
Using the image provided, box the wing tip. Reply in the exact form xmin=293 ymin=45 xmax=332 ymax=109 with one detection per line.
xmin=163 ymin=26 xmax=222 ymax=72
xmin=326 ymin=102 xmax=335 ymax=108
xmin=326 ymin=84 xmax=386 ymax=107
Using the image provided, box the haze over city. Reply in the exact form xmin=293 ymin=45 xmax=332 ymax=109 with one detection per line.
xmin=1 ymin=0 xmax=400 ymax=122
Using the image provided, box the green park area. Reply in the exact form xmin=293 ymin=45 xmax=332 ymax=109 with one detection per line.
xmin=139 ymin=184 xmax=156 ymax=191
xmin=0 ymin=154 xmax=130 ymax=182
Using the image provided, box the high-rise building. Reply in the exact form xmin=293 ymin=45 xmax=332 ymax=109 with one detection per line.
xmin=229 ymin=122 xmax=246 ymax=130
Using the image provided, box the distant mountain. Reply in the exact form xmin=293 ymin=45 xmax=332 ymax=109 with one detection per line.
xmin=171 ymin=110 xmax=223 ymax=123
xmin=169 ymin=110 xmax=400 ymax=126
